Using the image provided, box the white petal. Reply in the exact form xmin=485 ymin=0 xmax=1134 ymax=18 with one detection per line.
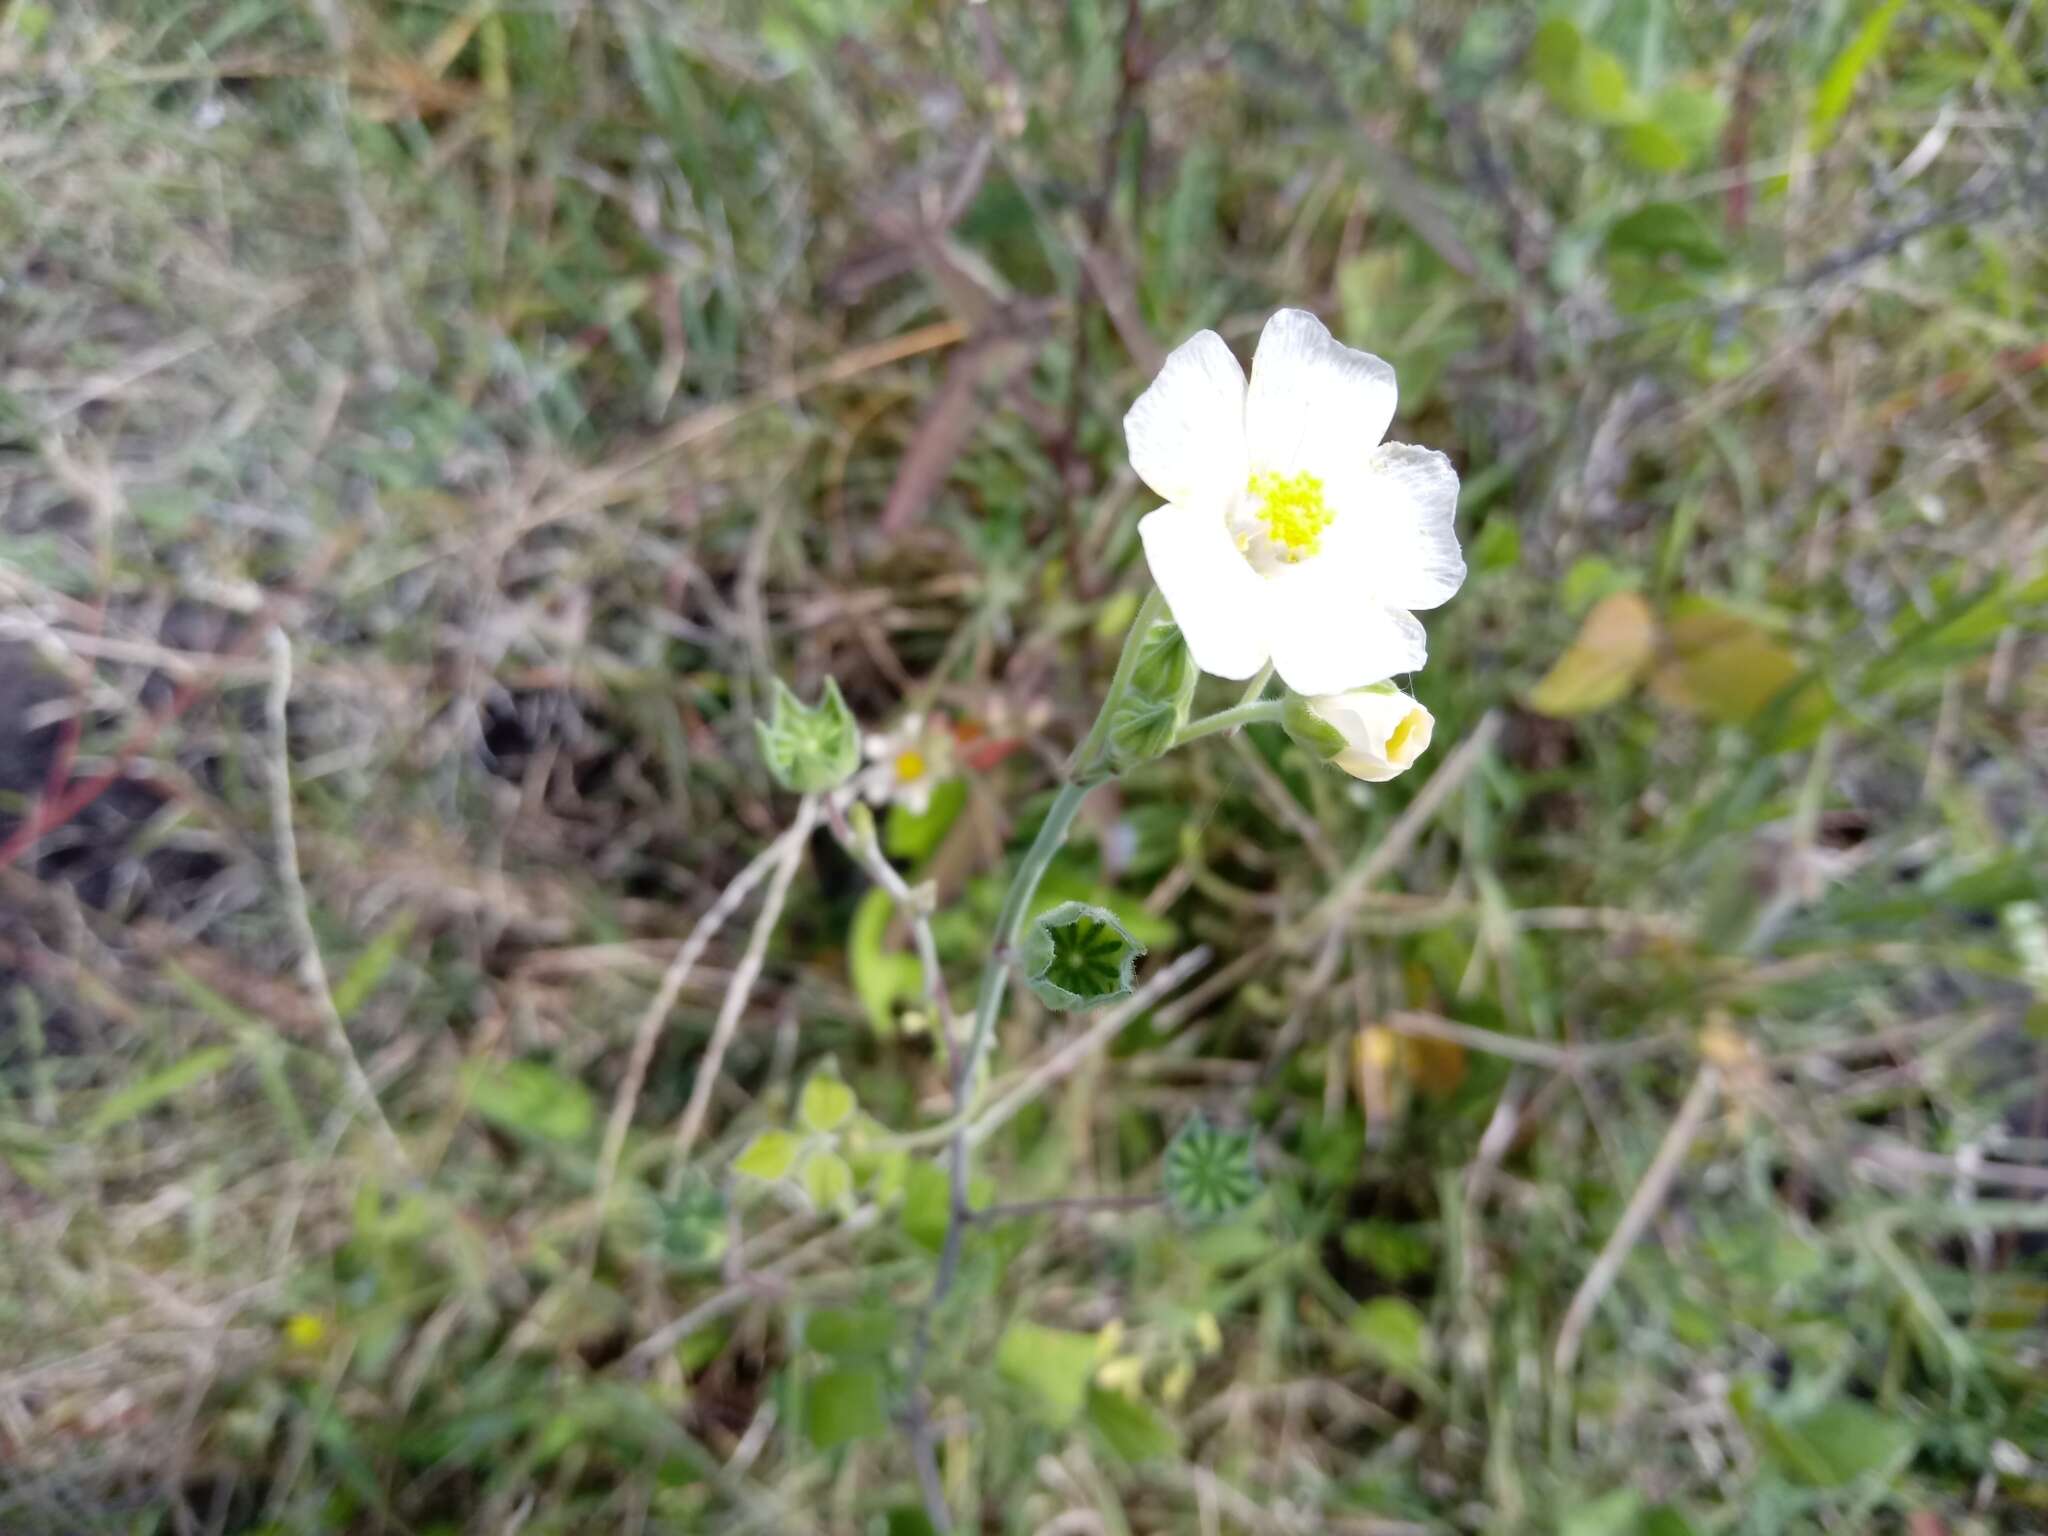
xmin=1327 ymin=443 xmax=1465 ymax=611
xmin=1245 ymin=309 xmax=1397 ymax=479
xmin=1123 ymin=330 xmax=1247 ymax=511
xmin=1137 ymin=506 xmax=1271 ymax=681
xmin=1265 ymin=558 xmax=1426 ymax=696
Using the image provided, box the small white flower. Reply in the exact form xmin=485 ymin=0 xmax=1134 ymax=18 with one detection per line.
xmin=1289 ymin=687 xmax=1435 ymax=783
xmin=860 ymin=713 xmax=955 ymax=815
xmin=1124 ymin=309 xmax=1465 ymax=695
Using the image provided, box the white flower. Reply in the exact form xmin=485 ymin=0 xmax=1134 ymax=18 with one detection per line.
xmin=1124 ymin=309 xmax=1465 ymax=695
xmin=859 ymin=712 xmax=955 ymax=814
xmin=1287 ymin=686 xmax=1435 ymax=783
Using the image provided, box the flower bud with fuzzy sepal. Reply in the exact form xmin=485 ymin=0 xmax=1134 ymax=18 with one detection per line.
xmin=1283 ymin=683 xmax=1434 ymax=782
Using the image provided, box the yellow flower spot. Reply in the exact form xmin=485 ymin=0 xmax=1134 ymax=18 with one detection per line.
xmin=1387 ymin=708 xmax=1427 ymax=761
xmin=1248 ymin=469 xmax=1333 ymax=562
xmin=892 ymin=749 xmax=927 ymax=781
xmin=284 ymin=1313 xmax=328 ymax=1351
xmin=1094 ymin=1354 xmax=1147 ymax=1397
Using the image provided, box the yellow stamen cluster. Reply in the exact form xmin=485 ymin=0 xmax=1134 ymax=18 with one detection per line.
xmin=1246 ymin=469 xmax=1333 ymax=562
xmin=893 ymin=749 xmax=928 ymax=781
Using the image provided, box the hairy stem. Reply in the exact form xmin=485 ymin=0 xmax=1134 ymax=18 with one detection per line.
xmin=1066 ymin=586 xmax=1166 ymax=780
xmin=1173 ymin=696 xmax=1285 ymax=747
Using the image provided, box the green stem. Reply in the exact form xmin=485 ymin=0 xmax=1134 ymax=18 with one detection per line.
xmin=1066 ymin=587 xmax=1166 ymax=780
xmin=957 ymin=589 xmax=1164 ymax=1100
xmin=1173 ymin=697 xmax=1285 ymax=746
xmin=956 ymin=777 xmax=1094 ymax=1095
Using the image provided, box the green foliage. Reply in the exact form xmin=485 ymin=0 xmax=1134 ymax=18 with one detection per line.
xmin=1349 ymin=1296 xmax=1434 ymax=1388
xmin=1086 ymin=1385 xmax=1181 ymax=1463
xmin=755 ymin=676 xmax=859 ymax=792
xmin=733 ymin=1129 xmax=802 ymax=1181
xmin=805 ymin=1365 xmax=888 ymax=1450
xmin=1162 ymin=1116 xmax=1261 ymax=1225
xmin=82 ymin=1046 xmax=239 ymax=1139
xmin=1018 ymin=901 xmax=1145 ymax=1012
xmin=849 ymin=886 xmax=927 ymax=1032
xmin=1735 ymin=1389 xmax=1920 ymax=1489
xmin=798 ymin=1072 xmax=857 ymax=1134
xmin=996 ymin=1322 xmax=1099 ymax=1427
xmin=461 ymin=1060 xmax=595 ymax=1145
xmin=805 ymin=1306 xmax=897 ymax=1359
xmin=884 ymin=777 xmax=967 ymax=862
xmin=1811 ymin=0 xmax=1908 ymax=144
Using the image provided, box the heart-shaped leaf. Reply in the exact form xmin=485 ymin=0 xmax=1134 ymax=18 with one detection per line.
xmin=799 ymin=1073 xmax=857 ymax=1135
xmin=1019 ymin=902 xmax=1145 ymax=1012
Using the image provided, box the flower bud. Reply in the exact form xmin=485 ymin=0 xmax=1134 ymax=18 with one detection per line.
xmin=1284 ymin=686 xmax=1434 ymax=782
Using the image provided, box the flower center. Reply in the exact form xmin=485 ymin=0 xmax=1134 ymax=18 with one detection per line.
xmin=1387 ymin=709 xmax=1425 ymax=761
xmin=893 ymin=749 xmax=927 ymax=781
xmin=1246 ymin=470 xmax=1333 ymax=563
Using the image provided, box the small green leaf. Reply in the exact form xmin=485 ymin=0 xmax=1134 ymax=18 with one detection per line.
xmin=733 ymin=1129 xmax=801 ymax=1181
xmin=1162 ymin=1116 xmax=1261 ymax=1225
xmin=463 ymin=1060 xmax=595 ymax=1144
xmin=1621 ymin=85 xmax=1727 ymax=171
xmin=1471 ymin=515 xmax=1521 ymax=573
xmin=801 ymin=1149 xmax=855 ymax=1212
xmin=84 ymin=1046 xmax=239 ymax=1138
xmin=658 ymin=1174 xmax=729 ymax=1269
xmin=755 ymin=677 xmax=859 ymax=793
xmin=1811 ymin=0 xmax=1906 ymax=145
xmin=1606 ymin=203 xmax=1726 ymax=270
xmin=1639 ymin=1508 xmax=1702 ymax=1536
xmin=332 ymin=911 xmax=416 ymax=1021
xmin=1743 ymin=1395 xmax=1918 ymax=1488
xmin=997 ymin=1322 xmax=1098 ymax=1427
xmin=805 ymin=1307 xmax=896 ymax=1359
xmin=1528 ymin=16 xmax=1584 ymax=99
xmin=1086 ymin=1385 xmax=1182 ymax=1463
xmin=884 ymin=776 xmax=966 ymax=863
xmin=806 ymin=1365 xmax=887 ymax=1450
xmin=798 ymin=1074 xmax=857 ymax=1135
xmin=1349 ymin=1296 xmax=1434 ymax=1384
xmin=849 ymin=887 xmax=926 ymax=1033
xmin=1560 ymin=1488 xmax=1643 ymax=1536
xmin=1019 ymin=902 xmax=1145 ymax=1013
xmin=1528 ymin=15 xmax=1641 ymax=124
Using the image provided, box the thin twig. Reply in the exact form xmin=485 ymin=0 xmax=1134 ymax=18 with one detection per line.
xmin=624 ymin=1204 xmax=880 ymax=1369
xmin=1313 ymin=709 xmax=1503 ymax=931
xmin=668 ymin=794 xmax=819 ymax=1187
xmin=968 ymin=946 xmax=1213 ymax=1148
xmin=1552 ymin=1065 xmax=1721 ymax=1395
xmin=973 ymin=1193 xmax=1162 ymax=1223
xmin=1381 ymin=1010 xmax=1682 ymax=1072
xmin=824 ymin=798 xmax=960 ymax=1073
xmin=586 ymin=829 xmax=799 ymax=1270
xmin=1152 ymin=711 xmax=1499 ymax=1034
xmin=263 ymin=628 xmax=407 ymax=1170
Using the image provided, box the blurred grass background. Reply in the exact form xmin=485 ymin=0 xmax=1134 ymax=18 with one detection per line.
xmin=2 ymin=1 xmax=2047 ymax=1532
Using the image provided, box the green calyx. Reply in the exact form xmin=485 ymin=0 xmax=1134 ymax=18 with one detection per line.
xmin=757 ymin=676 xmax=860 ymax=792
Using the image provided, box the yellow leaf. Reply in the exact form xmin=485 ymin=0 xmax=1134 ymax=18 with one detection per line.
xmin=1402 ymin=1034 xmax=1468 ymax=1099
xmin=1649 ymin=603 xmax=1801 ymax=724
xmin=1526 ymin=591 xmax=1658 ymax=717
